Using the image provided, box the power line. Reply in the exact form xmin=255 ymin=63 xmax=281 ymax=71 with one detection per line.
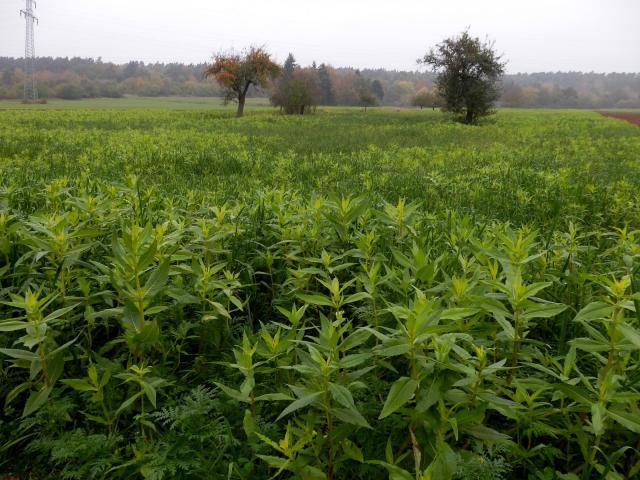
xmin=20 ymin=0 xmax=38 ymax=102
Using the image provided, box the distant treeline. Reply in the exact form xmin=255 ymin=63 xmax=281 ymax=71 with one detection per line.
xmin=1 ymin=56 xmax=639 ymax=108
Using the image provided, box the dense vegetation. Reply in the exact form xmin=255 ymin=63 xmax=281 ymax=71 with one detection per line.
xmin=1 ymin=56 xmax=639 ymax=108
xmin=1 ymin=108 xmax=640 ymax=479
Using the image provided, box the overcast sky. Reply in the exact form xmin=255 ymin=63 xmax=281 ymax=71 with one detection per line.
xmin=1 ymin=0 xmax=639 ymax=73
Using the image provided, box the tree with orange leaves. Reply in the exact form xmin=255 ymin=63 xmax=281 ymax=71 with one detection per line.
xmin=204 ymin=47 xmax=280 ymax=117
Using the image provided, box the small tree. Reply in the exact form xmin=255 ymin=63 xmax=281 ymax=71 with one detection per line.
xmin=371 ymin=79 xmax=385 ymax=102
xmin=359 ymin=90 xmax=377 ymax=112
xmin=317 ymin=63 xmax=335 ymax=106
xmin=204 ymin=47 xmax=280 ymax=117
xmin=281 ymin=53 xmax=297 ymax=82
xmin=271 ymin=69 xmax=320 ymax=115
xmin=355 ymin=74 xmax=377 ymax=111
xmin=420 ymin=30 xmax=505 ymax=124
xmin=271 ymin=54 xmax=320 ymax=115
xmin=412 ymin=88 xmax=440 ymax=110
xmin=500 ymin=83 xmax=527 ymax=107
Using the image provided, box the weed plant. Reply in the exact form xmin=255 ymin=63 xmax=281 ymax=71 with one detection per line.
xmin=0 ymin=108 xmax=639 ymax=479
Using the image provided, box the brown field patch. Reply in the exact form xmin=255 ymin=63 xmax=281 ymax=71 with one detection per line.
xmin=599 ymin=111 xmax=640 ymax=126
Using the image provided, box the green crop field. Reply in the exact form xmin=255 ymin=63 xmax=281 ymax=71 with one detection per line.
xmin=1 ymin=106 xmax=640 ymax=479
xmin=0 ymin=96 xmax=272 ymax=110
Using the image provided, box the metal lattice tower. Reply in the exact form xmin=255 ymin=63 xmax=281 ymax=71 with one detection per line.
xmin=20 ymin=0 xmax=39 ymax=102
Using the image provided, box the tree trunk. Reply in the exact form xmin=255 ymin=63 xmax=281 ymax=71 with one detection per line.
xmin=236 ymin=94 xmax=246 ymax=117
xmin=465 ymin=108 xmax=473 ymax=124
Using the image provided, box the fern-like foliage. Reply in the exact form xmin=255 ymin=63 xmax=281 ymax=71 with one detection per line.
xmin=455 ymin=448 xmax=511 ymax=480
xmin=141 ymin=385 xmax=240 ymax=479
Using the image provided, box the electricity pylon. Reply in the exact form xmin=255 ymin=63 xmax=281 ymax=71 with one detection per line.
xmin=20 ymin=0 xmax=39 ymax=102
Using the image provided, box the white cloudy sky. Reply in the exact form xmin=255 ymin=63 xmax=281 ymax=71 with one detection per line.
xmin=0 ymin=0 xmax=639 ymax=72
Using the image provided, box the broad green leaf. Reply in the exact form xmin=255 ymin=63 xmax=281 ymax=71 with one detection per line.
xmin=240 ymin=376 xmax=255 ymax=397
xmin=343 ymin=292 xmax=371 ymax=304
xmin=88 ymin=364 xmax=99 ymax=384
xmin=329 ymin=382 xmax=355 ymax=409
xmin=242 ymin=408 xmax=256 ymax=438
xmin=46 ymin=336 xmax=78 ymax=358
xmin=477 ymin=392 xmax=520 ymax=408
xmin=122 ymin=302 xmax=142 ymax=332
xmin=338 ymin=353 xmax=371 ymax=369
xmin=416 ymin=376 xmax=443 ymax=412
xmin=522 ymin=302 xmax=567 ymax=320
xmin=23 ymin=386 xmax=52 ymax=417
xmin=5 ymin=382 xmax=31 ymax=407
xmin=43 ymin=303 xmax=79 ymax=323
xmin=608 ymin=408 xmax=640 ymax=434
xmin=424 ymin=442 xmax=457 ymax=480
xmin=333 ymin=407 xmax=370 ymax=428
xmin=570 ymin=337 xmax=609 ymax=352
xmin=0 ymin=348 xmax=38 ymax=361
xmin=299 ymin=465 xmax=327 ymax=480
xmin=228 ymin=295 xmax=244 ymax=311
xmin=340 ymin=329 xmax=371 ymax=351
xmin=342 ymin=439 xmax=364 ymax=462
xmin=215 ymin=382 xmax=248 ymax=403
xmin=375 ymin=341 xmax=411 ymax=358
xmin=441 ymin=307 xmax=480 ymax=320
xmin=591 ymin=403 xmax=606 ymax=436
xmin=256 ymin=454 xmax=288 ymax=469
xmin=555 ymin=384 xmax=593 ymax=405
xmin=366 ymin=461 xmax=413 ymax=480
xmin=563 ymin=346 xmax=577 ymax=378
xmin=494 ymin=314 xmax=515 ymax=340
xmin=84 ymin=413 xmax=110 ymax=425
xmin=207 ymin=301 xmax=231 ymax=319
xmin=144 ymin=260 xmax=170 ymax=298
xmin=296 ymin=293 xmax=333 ymax=307
xmin=0 ymin=320 xmax=29 ymax=332
xmin=145 ymin=305 xmax=168 ymax=316
xmin=276 ymin=391 xmax=322 ymax=421
xmin=379 ymin=377 xmax=419 ymax=419
xmin=255 ymin=393 xmax=293 ymax=401
xmin=521 ymin=282 xmax=552 ymax=300
xmin=574 ymin=302 xmax=613 ymax=323
xmin=618 ymin=323 xmax=640 ymax=350
xmin=115 ymin=391 xmax=143 ymax=415
xmin=141 ymin=381 xmax=157 ymax=407
xmin=61 ymin=379 xmax=97 ymax=392
xmin=385 ymin=437 xmax=394 ymax=463
xmin=462 ymin=423 xmax=511 ymax=442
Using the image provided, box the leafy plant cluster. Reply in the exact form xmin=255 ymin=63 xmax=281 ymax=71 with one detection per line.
xmin=0 ymin=172 xmax=638 ymax=479
xmin=1 ymin=109 xmax=639 ymax=228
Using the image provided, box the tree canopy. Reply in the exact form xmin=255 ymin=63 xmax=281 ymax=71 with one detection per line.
xmin=421 ymin=31 xmax=506 ymax=124
xmin=204 ymin=47 xmax=280 ymax=117
xmin=412 ymin=88 xmax=440 ymax=110
xmin=270 ymin=53 xmax=320 ymax=114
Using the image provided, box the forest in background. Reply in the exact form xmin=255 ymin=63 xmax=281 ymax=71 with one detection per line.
xmin=1 ymin=56 xmax=639 ymax=108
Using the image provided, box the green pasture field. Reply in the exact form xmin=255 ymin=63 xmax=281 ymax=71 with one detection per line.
xmin=0 ymin=96 xmax=272 ymax=110
xmin=0 ymin=104 xmax=639 ymax=480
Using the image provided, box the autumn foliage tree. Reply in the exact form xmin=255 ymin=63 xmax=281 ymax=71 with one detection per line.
xmin=204 ymin=47 xmax=280 ymax=117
